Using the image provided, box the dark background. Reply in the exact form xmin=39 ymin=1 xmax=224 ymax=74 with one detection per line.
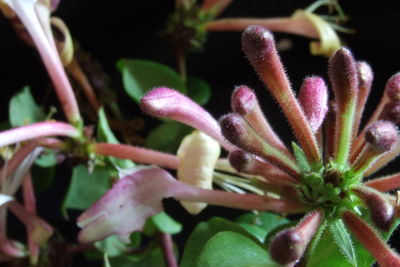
xmin=1 ymin=0 xmax=400 ymax=266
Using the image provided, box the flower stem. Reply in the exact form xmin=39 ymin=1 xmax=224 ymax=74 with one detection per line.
xmin=159 ymin=233 xmax=178 ymax=267
xmin=91 ymin=143 xmax=179 ymax=169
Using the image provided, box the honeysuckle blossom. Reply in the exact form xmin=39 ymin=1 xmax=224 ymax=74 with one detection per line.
xmin=78 ymin=25 xmax=400 ymax=266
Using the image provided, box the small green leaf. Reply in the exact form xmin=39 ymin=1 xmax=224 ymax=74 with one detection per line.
xmin=186 ymin=76 xmax=211 ymax=105
xmin=97 ymin=107 xmax=135 ymax=169
xmin=95 ymin=235 xmax=129 ymax=258
xmin=62 ymin=165 xmax=111 ymax=218
xmin=235 ymin=212 xmax=290 ymax=242
xmin=118 ymin=59 xmax=187 ymax=103
xmin=35 ymin=148 xmax=57 ymax=168
xmin=291 ymin=142 xmax=311 ymax=172
xmin=196 ymin=231 xmax=278 ymax=267
xmin=9 ymin=86 xmax=45 ymax=127
xmin=330 ymin=219 xmax=358 ymax=266
xmin=180 ymin=217 xmax=263 ymax=267
xmin=143 ymin=212 xmax=182 ymax=235
xmin=145 ymin=121 xmax=192 ymax=153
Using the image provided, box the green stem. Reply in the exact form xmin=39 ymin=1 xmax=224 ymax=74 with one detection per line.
xmin=335 ymin=99 xmax=356 ymax=166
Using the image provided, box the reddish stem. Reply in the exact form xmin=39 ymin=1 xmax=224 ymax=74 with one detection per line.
xmin=342 ymin=211 xmax=400 ymax=267
xmin=160 ymin=233 xmax=178 ymax=267
xmin=92 ymin=143 xmax=179 ymax=170
xmin=365 ymin=173 xmax=400 ymax=192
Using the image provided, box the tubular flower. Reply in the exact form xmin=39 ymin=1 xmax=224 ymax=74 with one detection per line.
xmin=79 ymin=26 xmax=400 ymax=266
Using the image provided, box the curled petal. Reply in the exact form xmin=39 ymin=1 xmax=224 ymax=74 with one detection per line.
xmin=50 ymin=17 xmax=74 ymax=65
xmin=177 ymin=131 xmax=221 ymax=214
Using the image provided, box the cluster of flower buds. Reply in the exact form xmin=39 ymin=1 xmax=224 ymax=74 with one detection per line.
xmin=77 ymin=24 xmax=400 ymax=266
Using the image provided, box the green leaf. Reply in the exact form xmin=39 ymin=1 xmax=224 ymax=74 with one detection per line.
xmin=187 ymin=76 xmax=211 ymax=105
xmin=180 ymin=217 xmax=263 ymax=267
xmin=196 ymin=231 xmax=279 ymax=267
xmin=109 ymin=246 xmax=167 ymax=267
xmin=9 ymin=86 xmax=45 ymax=127
xmin=307 ymin=214 xmax=400 ymax=267
xmin=329 ymin=219 xmax=357 ymax=266
xmin=35 ymin=148 xmax=57 ymax=168
xmin=235 ymin=212 xmax=290 ymax=242
xmin=62 ymin=165 xmax=111 ymax=218
xmin=291 ymin=142 xmax=311 ymax=172
xmin=145 ymin=121 xmax=192 ymax=153
xmin=97 ymin=107 xmax=135 ymax=169
xmin=143 ymin=212 xmax=182 ymax=235
xmin=95 ymin=235 xmax=130 ymax=258
xmin=118 ymin=59 xmax=187 ymax=103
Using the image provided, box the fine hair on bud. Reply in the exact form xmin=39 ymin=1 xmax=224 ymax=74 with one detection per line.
xmin=365 ymin=120 xmax=398 ymax=153
xmin=231 ymin=85 xmax=257 ymax=115
xmin=385 ymin=73 xmax=400 ymax=102
xmin=269 ymin=229 xmax=303 ymax=265
xmin=382 ymin=102 xmax=400 ymax=124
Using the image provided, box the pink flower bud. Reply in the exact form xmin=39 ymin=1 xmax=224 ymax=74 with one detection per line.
xmin=365 ymin=120 xmax=398 ymax=153
xmin=385 ymin=73 xmax=400 ymax=102
xmin=231 ymin=85 xmax=257 ymax=115
xmin=381 ymin=102 xmax=400 ymax=124
xmin=356 ymin=61 xmax=373 ymax=91
xmin=328 ymin=48 xmax=358 ymax=110
xmin=298 ymin=76 xmax=328 ymax=132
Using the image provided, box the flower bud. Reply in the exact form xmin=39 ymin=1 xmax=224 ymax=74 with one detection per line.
xmin=385 ymin=73 xmax=400 ymax=102
xmin=231 ymin=85 xmax=257 ymax=115
xmin=269 ymin=229 xmax=303 ymax=265
xmin=357 ymin=61 xmax=373 ymax=91
xmin=220 ymin=113 xmax=300 ymax=177
xmin=298 ymin=76 xmax=328 ymax=132
xmin=328 ymin=48 xmax=358 ymax=110
xmin=365 ymin=120 xmax=398 ymax=153
xmin=381 ymin=102 xmax=400 ymax=124
xmin=353 ymin=187 xmax=395 ymax=232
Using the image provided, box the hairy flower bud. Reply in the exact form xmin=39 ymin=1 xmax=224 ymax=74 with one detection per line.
xmin=357 ymin=61 xmax=373 ymax=91
xmin=298 ymin=76 xmax=328 ymax=132
xmin=365 ymin=120 xmax=398 ymax=153
xmin=385 ymin=73 xmax=400 ymax=102
xmin=231 ymin=85 xmax=257 ymax=115
xmin=270 ymin=229 xmax=303 ymax=265
xmin=353 ymin=187 xmax=394 ymax=232
xmin=381 ymin=102 xmax=400 ymax=124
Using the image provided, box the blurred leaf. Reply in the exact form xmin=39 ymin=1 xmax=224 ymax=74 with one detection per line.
xmin=143 ymin=211 xmax=182 ymax=235
xmin=9 ymin=86 xmax=45 ymax=127
xmin=35 ymin=148 xmax=57 ymax=168
xmin=180 ymin=217 xmax=263 ymax=267
xmin=117 ymin=59 xmax=186 ymax=103
xmin=187 ymin=76 xmax=211 ymax=105
xmin=235 ymin=212 xmax=290 ymax=242
xmin=97 ymin=107 xmax=135 ymax=169
xmin=196 ymin=231 xmax=278 ymax=267
xmin=62 ymin=165 xmax=111 ymax=218
xmin=95 ymin=235 xmax=129 ymax=258
xmin=145 ymin=121 xmax=191 ymax=153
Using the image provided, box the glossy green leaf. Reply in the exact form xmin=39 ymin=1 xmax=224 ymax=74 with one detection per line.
xmin=62 ymin=165 xmax=111 ymax=218
xmin=187 ymin=76 xmax=211 ymax=105
xmin=117 ymin=59 xmax=186 ymax=103
xmin=292 ymin=142 xmax=311 ymax=172
xmin=196 ymin=231 xmax=278 ymax=267
xmin=180 ymin=217 xmax=263 ymax=267
xmin=9 ymin=86 xmax=45 ymax=127
xmin=97 ymin=107 xmax=135 ymax=169
xmin=145 ymin=121 xmax=192 ymax=153
xmin=235 ymin=212 xmax=290 ymax=242
xmin=143 ymin=212 xmax=182 ymax=235
xmin=330 ymin=219 xmax=358 ymax=266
